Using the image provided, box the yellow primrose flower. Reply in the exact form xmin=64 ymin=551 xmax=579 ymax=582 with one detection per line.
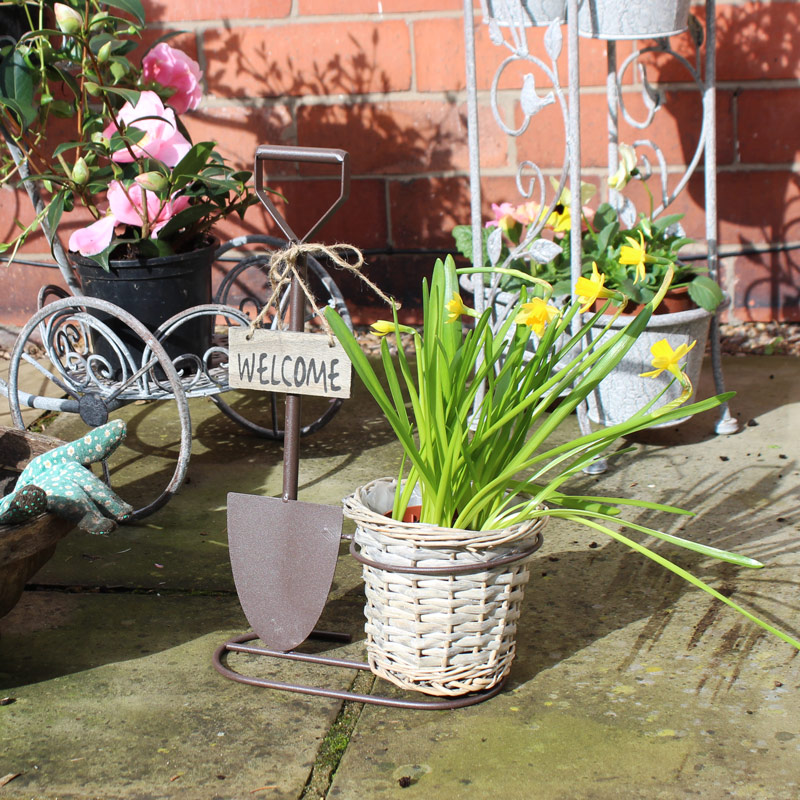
xmin=608 ymin=143 xmax=638 ymax=190
xmin=545 ymin=178 xmax=596 ymax=233
xmin=639 ymin=339 xmax=696 ymax=380
xmin=514 ymin=298 xmax=560 ymax=336
xmin=619 ymin=231 xmax=649 ymax=283
xmin=370 ymin=320 xmax=396 ymax=337
xmin=546 ymin=203 xmax=571 ymax=233
xmin=574 ymin=262 xmax=616 ymax=313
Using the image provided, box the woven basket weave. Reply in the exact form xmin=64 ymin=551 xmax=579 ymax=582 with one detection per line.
xmin=344 ymin=478 xmax=546 ymax=697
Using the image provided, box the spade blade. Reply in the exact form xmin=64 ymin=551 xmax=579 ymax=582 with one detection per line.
xmin=227 ymin=493 xmax=342 ymax=652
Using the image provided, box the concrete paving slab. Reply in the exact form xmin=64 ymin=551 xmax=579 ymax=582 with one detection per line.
xmin=0 ymin=592 xmax=358 ymax=800
xmin=31 ymin=377 xmax=402 ymax=592
xmin=0 ymin=354 xmax=798 ymax=799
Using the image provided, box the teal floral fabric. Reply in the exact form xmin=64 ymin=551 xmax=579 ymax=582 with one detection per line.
xmin=0 ymin=420 xmax=133 ymax=533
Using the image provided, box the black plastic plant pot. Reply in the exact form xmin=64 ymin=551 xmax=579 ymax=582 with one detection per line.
xmin=72 ymin=238 xmax=217 ymax=376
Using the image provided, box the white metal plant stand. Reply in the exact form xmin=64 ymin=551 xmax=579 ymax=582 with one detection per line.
xmin=462 ymin=0 xmax=737 ymax=440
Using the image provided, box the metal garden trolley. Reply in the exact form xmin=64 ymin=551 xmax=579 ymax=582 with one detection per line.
xmin=0 ymin=146 xmax=354 ymax=520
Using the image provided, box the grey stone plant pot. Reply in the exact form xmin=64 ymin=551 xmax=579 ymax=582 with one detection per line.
xmin=586 ymin=304 xmax=713 ymax=428
xmin=483 ymin=0 xmax=566 ymax=27
xmin=577 ymin=0 xmax=691 ymax=40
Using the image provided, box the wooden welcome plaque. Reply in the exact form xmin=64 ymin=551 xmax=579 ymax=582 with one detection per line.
xmin=228 ymin=328 xmax=352 ymax=399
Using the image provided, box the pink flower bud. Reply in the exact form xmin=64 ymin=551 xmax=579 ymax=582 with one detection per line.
xmin=54 ymin=3 xmax=83 ymax=35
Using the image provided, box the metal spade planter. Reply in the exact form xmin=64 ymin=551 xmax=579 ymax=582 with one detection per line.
xmin=224 ymin=146 xmax=350 ymax=651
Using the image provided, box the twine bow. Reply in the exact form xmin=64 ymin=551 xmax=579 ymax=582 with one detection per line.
xmin=247 ymin=242 xmax=397 ymax=344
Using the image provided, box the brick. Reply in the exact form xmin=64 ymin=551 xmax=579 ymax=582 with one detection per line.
xmin=737 ymin=88 xmax=800 ymax=165
xmin=203 ymin=21 xmax=412 ymax=99
xmin=716 ymin=1 xmax=800 ymax=82
xmin=227 ymin=178 xmax=388 ymax=248
xmin=185 ymin=105 xmax=294 ymax=173
xmin=718 ymin=169 xmax=800 ymax=247
xmin=415 ymin=17 xmax=629 ymax=94
xmin=299 ymin=0 xmax=461 ymax=13
xmin=725 ymin=252 xmax=800 ymax=322
xmin=643 ymin=3 xmax=800 ymax=84
xmin=619 ymin=87 xmax=735 ymax=167
xmin=140 ymin=29 xmax=197 ymax=59
xmin=515 ymin=91 xmax=608 ymax=170
xmin=141 ymin=0 xmax=291 ymax=22
xmin=296 ymin=100 xmax=506 ymax=175
xmin=389 ymin=176 xmax=472 ymax=248
xmin=0 ymin=261 xmax=69 ymax=329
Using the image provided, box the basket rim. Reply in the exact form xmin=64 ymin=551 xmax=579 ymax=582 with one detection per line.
xmin=344 ymin=477 xmax=547 ymax=550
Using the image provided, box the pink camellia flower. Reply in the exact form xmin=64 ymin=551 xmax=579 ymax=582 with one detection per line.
xmin=68 ymin=213 xmax=118 ymax=257
xmin=108 ymin=180 xmax=191 ymax=235
xmin=68 ymin=181 xmax=192 ymax=257
xmin=142 ymin=43 xmax=203 ymax=114
xmin=104 ymin=91 xmax=191 ymax=167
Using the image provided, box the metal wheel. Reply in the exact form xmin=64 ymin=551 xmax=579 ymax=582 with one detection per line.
xmin=212 ymin=236 xmax=354 ymax=439
xmin=6 ymin=295 xmax=192 ymax=520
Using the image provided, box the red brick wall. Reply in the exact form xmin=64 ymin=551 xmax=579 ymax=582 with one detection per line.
xmin=3 ymin=1 xmax=799 ymax=323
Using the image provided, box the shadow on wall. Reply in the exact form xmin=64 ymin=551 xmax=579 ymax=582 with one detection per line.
xmin=191 ymin=22 xmax=472 ymax=317
xmin=644 ymin=4 xmax=800 ymax=321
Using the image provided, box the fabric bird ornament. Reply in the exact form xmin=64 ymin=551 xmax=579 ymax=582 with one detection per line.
xmin=0 ymin=420 xmax=133 ymax=534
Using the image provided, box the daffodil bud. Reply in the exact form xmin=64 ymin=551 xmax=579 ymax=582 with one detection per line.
xmin=97 ymin=41 xmax=112 ymax=63
xmin=54 ymin=3 xmax=83 ymax=35
xmin=134 ymin=172 xmax=168 ymax=193
xmin=71 ymin=157 xmax=89 ymax=186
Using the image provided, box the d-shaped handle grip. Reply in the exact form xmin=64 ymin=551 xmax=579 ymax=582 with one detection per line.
xmin=254 ymin=145 xmax=350 ymax=244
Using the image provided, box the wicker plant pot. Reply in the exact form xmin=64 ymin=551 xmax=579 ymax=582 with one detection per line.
xmin=344 ymin=478 xmax=546 ymax=697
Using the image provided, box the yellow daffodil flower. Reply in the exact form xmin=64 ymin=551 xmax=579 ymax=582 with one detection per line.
xmin=445 ymin=292 xmax=476 ymax=323
xmin=574 ymin=262 xmax=616 ymax=313
xmin=514 ymin=297 xmax=560 ymax=336
xmin=619 ymin=231 xmax=649 ymax=283
xmin=639 ymin=338 xmax=696 ymax=380
xmin=608 ymin=143 xmax=638 ymax=190
xmin=370 ymin=320 xmax=396 ymax=337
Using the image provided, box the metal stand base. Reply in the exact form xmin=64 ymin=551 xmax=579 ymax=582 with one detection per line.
xmin=212 ymin=631 xmax=507 ymax=710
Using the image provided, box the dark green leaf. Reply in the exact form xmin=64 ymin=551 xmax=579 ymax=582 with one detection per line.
xmin=171 ymin=142 xmax=215 ymax=193
xmin=688 ymin=275 xmax=723 ymax=312
xmin=45 ymin=191 xmax=66 ymax=242
xmin=98 ymin=85 xmax=141 ymax=105
xmin=0 ymin=49 xmax=36 ymax=126
xmin=102 ymin=0 xmax=146 ymax=26
xmin=155 ymin=203 xmax=208 ymax=240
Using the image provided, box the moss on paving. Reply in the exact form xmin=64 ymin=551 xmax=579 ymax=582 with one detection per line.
xmin=300 ymin=670 xmax=375 ymax=800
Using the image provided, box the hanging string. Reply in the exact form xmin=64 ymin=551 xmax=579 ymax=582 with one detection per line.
xmin=246 ymin=242 xmax=398 ymax=343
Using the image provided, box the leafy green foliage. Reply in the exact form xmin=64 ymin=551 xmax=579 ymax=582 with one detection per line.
xmin=455 ymin=197 xmax=723 ymax=312
xmin=0 ymin=1 xmax=257 ymax=269
xmin=326 ymin=258 xmax=799 ymax=650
